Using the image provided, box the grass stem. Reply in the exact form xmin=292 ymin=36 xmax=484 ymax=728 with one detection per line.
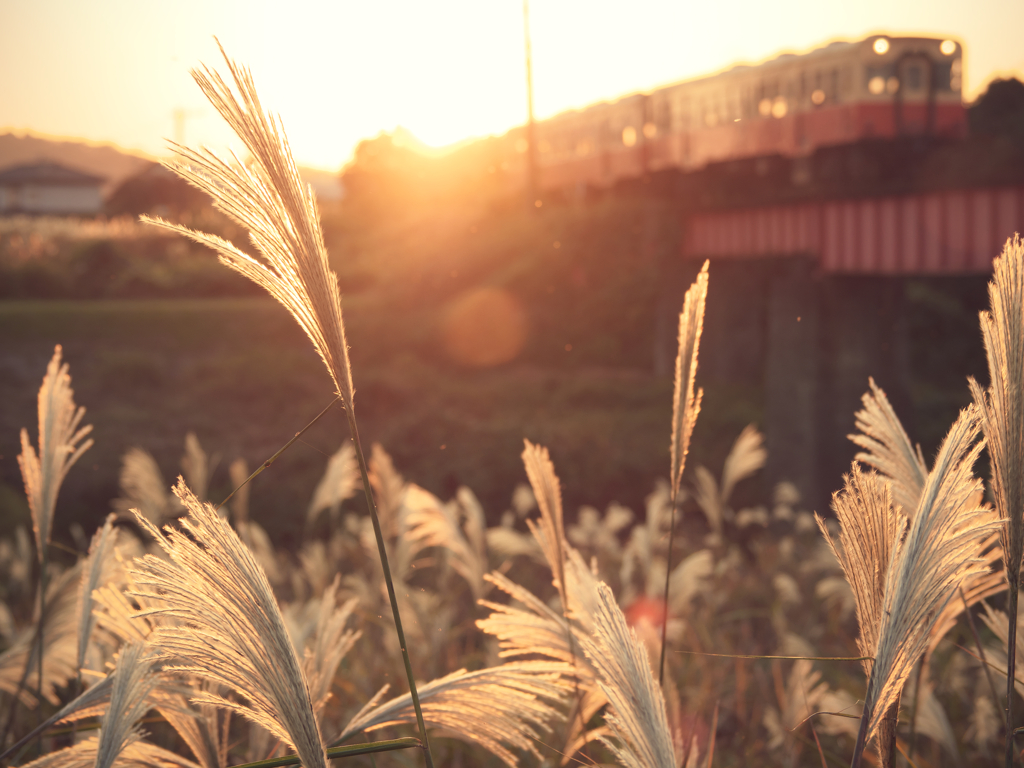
xmin=657 ymin=494 xmax=678 ymax=685
xmin=1008 ymin=580 xmax=1020 ymax=768
xmin=235 ymin=737 xmax=421 ymax=768
xmin=345 ymin=407 xmax=435 ymax=768
xmin=216 ymin=396 xmax=341 ymax=513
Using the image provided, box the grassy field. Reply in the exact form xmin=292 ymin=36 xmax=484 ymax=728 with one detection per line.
xmin=0 ymin=297 xmax=764 ymax=550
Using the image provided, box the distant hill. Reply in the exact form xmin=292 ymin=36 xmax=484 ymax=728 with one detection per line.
xmin=0 ymin=132 xmax=342 ymax=202
xmin=0 ymin=133 xmax=152 ymax=196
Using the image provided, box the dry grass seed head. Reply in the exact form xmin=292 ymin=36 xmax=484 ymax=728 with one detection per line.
xmin=816 ymin=465 xmax=905 ymax=676
xmin=849 ymin=378 xmax=928 ymax=516
xmin=521 ymin=440 xmax=568 ymax=606
xmin=579 ymin=582 xmax=676 ymax=768
xmin=142 ymin=44 xmax=354 ymax=410
xmin=18 ymin=344 xmax=93 ymax=560
xmin=859 ymin=404 xmax=996 ymax=743
xmin=94 ymin=641 xmax=161 ymax=768
xmin=114 ymin=447 xmax=176 ymax=527
xmin=970 ymin=234 xmax=1024 ymax=583
xmin=334 ymin=662 xmax=573 ymax=768
xmin=130 ymin=478 xmax=327 ymax=768
xmin=76 ymin=513 xmax=119 ymax=672
xmin=307 ymin=444 xmax=361 ymax=525
xmin=670 ymin=262 xmax=708 ymax=503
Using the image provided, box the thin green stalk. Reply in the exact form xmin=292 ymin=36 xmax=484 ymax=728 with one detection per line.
xmin=850 ymin=674 xmax=874 ymax=768
xmin=1008 ymin=580 xmax=1020 ymax=768
xmin=230 ymin=737 xmax=420 ymax=768
xmin=345 ymin=407 xmax=434 ymax=768
xmin=35 ymin=548 xmax=47 ymax=756
xmin=216 ymin=396 xmax=341 ymax=513
xmin=658 ymin=493 xmax=679 ymax=685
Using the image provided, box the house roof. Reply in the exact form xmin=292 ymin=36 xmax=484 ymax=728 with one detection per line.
xmin=0 ymin=161 xmax=105 ymax=187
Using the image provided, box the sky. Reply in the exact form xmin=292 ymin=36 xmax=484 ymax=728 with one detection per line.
xmin=1 ymin=0 xmax=1023 ymax=171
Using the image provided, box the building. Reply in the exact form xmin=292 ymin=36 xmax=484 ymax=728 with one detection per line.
xmin=0 ymin=161 xmax=105 ymax=215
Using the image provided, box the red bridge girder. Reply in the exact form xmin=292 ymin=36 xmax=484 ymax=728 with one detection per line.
xmin=683 ymin=185 xmax=1024 ymax=273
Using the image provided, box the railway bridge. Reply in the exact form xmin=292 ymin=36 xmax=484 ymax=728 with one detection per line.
xmin=664 ymin=143 xmax=1024 ymax=510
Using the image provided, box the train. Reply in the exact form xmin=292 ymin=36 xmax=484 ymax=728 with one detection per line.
xmin=499 ymin=35 xmax=966 ymax=192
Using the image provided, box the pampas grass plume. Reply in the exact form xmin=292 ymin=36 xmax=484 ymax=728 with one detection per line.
xmin=18 ymin=345 xmax=93 ymax=561
xmin=130 ymin=478 xmax=328 ymax=768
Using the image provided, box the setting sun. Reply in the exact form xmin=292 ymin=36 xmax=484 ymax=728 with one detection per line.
xmin=1 ymin=0 xmax=1022 ymax=170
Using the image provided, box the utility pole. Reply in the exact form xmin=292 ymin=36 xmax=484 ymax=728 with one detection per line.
xmin=172 ymin=107 xmax=202 ymax=147
xmin=522 ymin=0 xmax=539 ymax=204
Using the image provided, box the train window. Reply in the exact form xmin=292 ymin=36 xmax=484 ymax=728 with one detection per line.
xmin=951 ymin=59 xmax=962 ymax=91
xmin=622 ymin=126 xmax=637 ymax=147
xmin=906 ymin=65 xmax=922 ymax=91
xmin=811 ymin=89 xmax=826 ymax=106
xmin=830 ymin=69 xmax=839 ymax=99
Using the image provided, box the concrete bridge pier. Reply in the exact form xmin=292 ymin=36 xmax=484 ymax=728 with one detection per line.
xmin=763 ymin=257 xmax=820 ymax=508
xmin=816 ymin=275 xmax=913 ymax=507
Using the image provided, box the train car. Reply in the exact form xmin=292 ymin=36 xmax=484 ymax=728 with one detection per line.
xmin=502 ymin=35 xmax=966 ymax=193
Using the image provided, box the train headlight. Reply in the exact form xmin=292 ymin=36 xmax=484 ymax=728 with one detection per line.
xmin=622 ymin=126 xmax=637 ymax=147
xmin=873 ymin=38 xmax=890 ymax=55
xmin=758 ymin=98 xmax=773 ymax=116
xmin=811 ymin=89 xmax=826 ymax=106
xmin=940 ymin=40 xmax=957 ymax=55
xmin=771 ymin=97 xmax=788 ymax=118
xmin=868 ymin=76 xmax=886 ymax=95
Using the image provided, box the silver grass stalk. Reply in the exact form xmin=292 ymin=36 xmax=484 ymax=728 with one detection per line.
xmin=520 ymin=441 xmax=603 ymax=756
xmin=579 ymin=582 xmax=676 ymax=768
xmin=0 ymin=562 xmax=80 ymax=707
xmin=849 ymin=378 xmax=928 ymax=516
xmin=521 ymin=440 xmax=569 ymax=607
xmin=144 ymin=46 xmax=431 ymax=763
xmin=113 ymin=447 xmax=175 ymax=527
xmin=817 ymin=465 xmax=905 ymax=678
xmin=155 ymin=680 xmax=232 ymax=768
xmin=660 ymin=261 xmax=708 ymax=684
xmin=181 ymin=433 xmax=209 ymax=502
xmin=18 ymin=344 xmax=93 ymax=562
xmin=969 ymin=234 xmax=1024 ymax=767
xmin=405 ymin=490 xmax=486 ymax=600
xmin=850 ymin=405 xmax=996 ymax=767
xmin=333 ymin=662 xmax=573 ymax=768
xmin=302 ymin=578 xmax=360 ymax=721
xmin=76 ymin=513 xmax=118 ymax=673
xmin=130 ymin=478 xmax=328 ymax=768
xmin=719 ymin=424 xmax=767 ymax=504
xmin=141 ymin=50 xmax=353 ymax=410
xmin=307 ymin=444 xmax=360 ymax=524
xmin=94 ymin=642 xmax=160 ymax=768
xmin=478 ymin=567 xmax=606 ymax=759
xmin=669 ymin=262 xmax=708 ymax=505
